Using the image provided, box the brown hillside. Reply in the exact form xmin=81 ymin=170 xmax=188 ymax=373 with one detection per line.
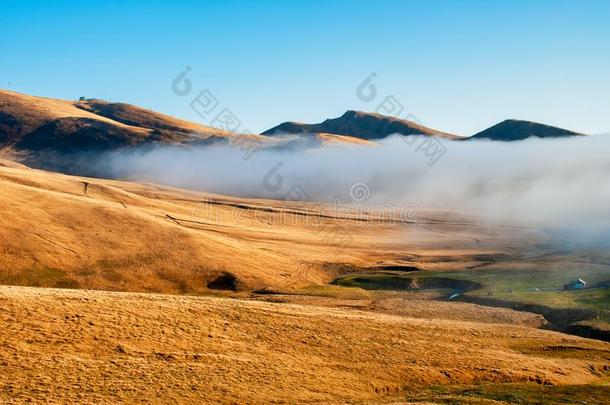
xmin=0 ymin=158 xmax=546 ymax=293
xmin=0 ymin=286 xmax=608 ymax=403
xmin=469 ymin=119 xmax=585 ymax=141
xmin=0 ymin=90 xmax=371 ymax=160
xmin=75 ymin=98 xmax=232 ymax=137
xmin=0 ymin=90 xmax=266 ymax=155
xmin=263 ymin=110 xmax=459 ymax=140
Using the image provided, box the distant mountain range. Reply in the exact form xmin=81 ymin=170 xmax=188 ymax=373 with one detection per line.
xmin=263 ymin=112 xmax=586 ymax=142
xmin=0 ymin=90 xmax=588 ymax=161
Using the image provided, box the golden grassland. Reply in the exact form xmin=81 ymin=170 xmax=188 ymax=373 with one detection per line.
xmin=0 ymin=155 xmax=564 ymax=293
xmin=1 ymin=159 xmax=610 ymax=403
xmin=0 ymin=285 xmax=608 ymax=404
xmin=0 ymin=158 xmax=555 ymax=293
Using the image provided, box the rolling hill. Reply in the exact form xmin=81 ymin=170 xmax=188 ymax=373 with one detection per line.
xmin=0 ymin=157 xmax=530 ymax=293
xmin=1 ymin=90 xmax=589 ymax=163
xmin=0 ymin=90 xmax=379 ymax=174
xmin=262 ymin=110 xmax=460 ymax=140
xmin=0 ymin=90 xmax=240 ymax=153
xmin=1 ymin=285 xmax=608 ymax=403
xmin=469 ymin=119 xmax=584 ymax=141
xmin=1 ymin=158 xmax=609 ymax=402
xmin=263 ymin=112 xmax=587 ymax=142
xmin=1 ymin=147 xmax=609 ymax=403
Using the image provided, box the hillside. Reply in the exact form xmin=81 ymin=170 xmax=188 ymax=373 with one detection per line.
xmin=0 ymin=90 xmax=238 ymax=153
xmin=0 ymin=285 xmax=608 ymax=403
xmin=2 ymin=157 xmax=580 ymax=294
xmin=1 ymin=159 xmax=609 ymax=402
xmin=75 ymin=98 xmax=233 ymax=136
xmin=2 ymin=90 xmax=588 ymax=159
xmin=470 ymin=119 xmax=584 ymax=141
xmin=264 ymin=112 xmax=588 ymax=142
xmin=0 ymin=91 xmax=380 ymax=174
xmin=262 ymin=110 xmax=459 ymax=140
xmin=2 ymin=158 xmax=609 ymax=330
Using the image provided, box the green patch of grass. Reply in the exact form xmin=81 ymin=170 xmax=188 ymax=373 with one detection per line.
xmin=431 ymin=264 xmax=609 ymax=293
xmin=491 ymin=288 xmax=610 ymax=324
xmin=334 ymin=265 xmax=610 ymax=328
xmin=337 ymin=264 xmax=608 ymax=294
xmin=409 ymin=382 xmax=610 ymax=404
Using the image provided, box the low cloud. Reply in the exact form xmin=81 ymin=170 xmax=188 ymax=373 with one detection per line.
xmin=95 ymin=134 xmax=610 ymax=244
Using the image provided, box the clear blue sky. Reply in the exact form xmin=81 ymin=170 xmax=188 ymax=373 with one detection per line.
xmin=2 ymin=0 xmax=609 ymax=136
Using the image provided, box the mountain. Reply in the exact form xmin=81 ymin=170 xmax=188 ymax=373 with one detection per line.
xmin=469 ymin=119 xmax=584 ymax=141
xmin=1 ymin=90 xmax=589 ymax=163
xmin=262 ymin=110 xmax=459 ymax=140
xmin=75 ymin=98 xmax=230 ymax=137
xmin=0 ymin=90 xmax=239 ymax=154
xmin=0 ymin=90 xmax=281 ymax=174
xmin=0 ymin=91 xmax=375 ymax=163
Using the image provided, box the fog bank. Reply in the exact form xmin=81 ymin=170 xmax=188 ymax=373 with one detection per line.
xmin=96 ymin=134 xmax=610 ymax=240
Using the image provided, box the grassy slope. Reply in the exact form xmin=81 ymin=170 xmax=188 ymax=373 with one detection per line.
xmin=0 ymin=285 xmax=608 ymax=404
xmin=0 ymin=158 xmax=544 ymax=293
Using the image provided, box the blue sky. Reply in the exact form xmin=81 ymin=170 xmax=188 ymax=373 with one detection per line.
xmin=1 ymin=0 xmax=609 ymax=135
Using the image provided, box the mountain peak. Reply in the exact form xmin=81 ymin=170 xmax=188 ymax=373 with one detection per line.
xmin=342 ymin=109 xmax=359 ymax=117
xmin=263 ymin=110 xmax=458 ymax=140
xmin=470 ymin=119 xmax=584 ymax=141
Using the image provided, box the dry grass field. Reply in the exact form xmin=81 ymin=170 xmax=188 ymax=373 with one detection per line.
xmin=0 ymin=157 xmax=552 ymax=294
xmin=0 ymin=285 xmax=609 ymax=404
xmin=1 ymin=158 xmax=609 ymax=403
